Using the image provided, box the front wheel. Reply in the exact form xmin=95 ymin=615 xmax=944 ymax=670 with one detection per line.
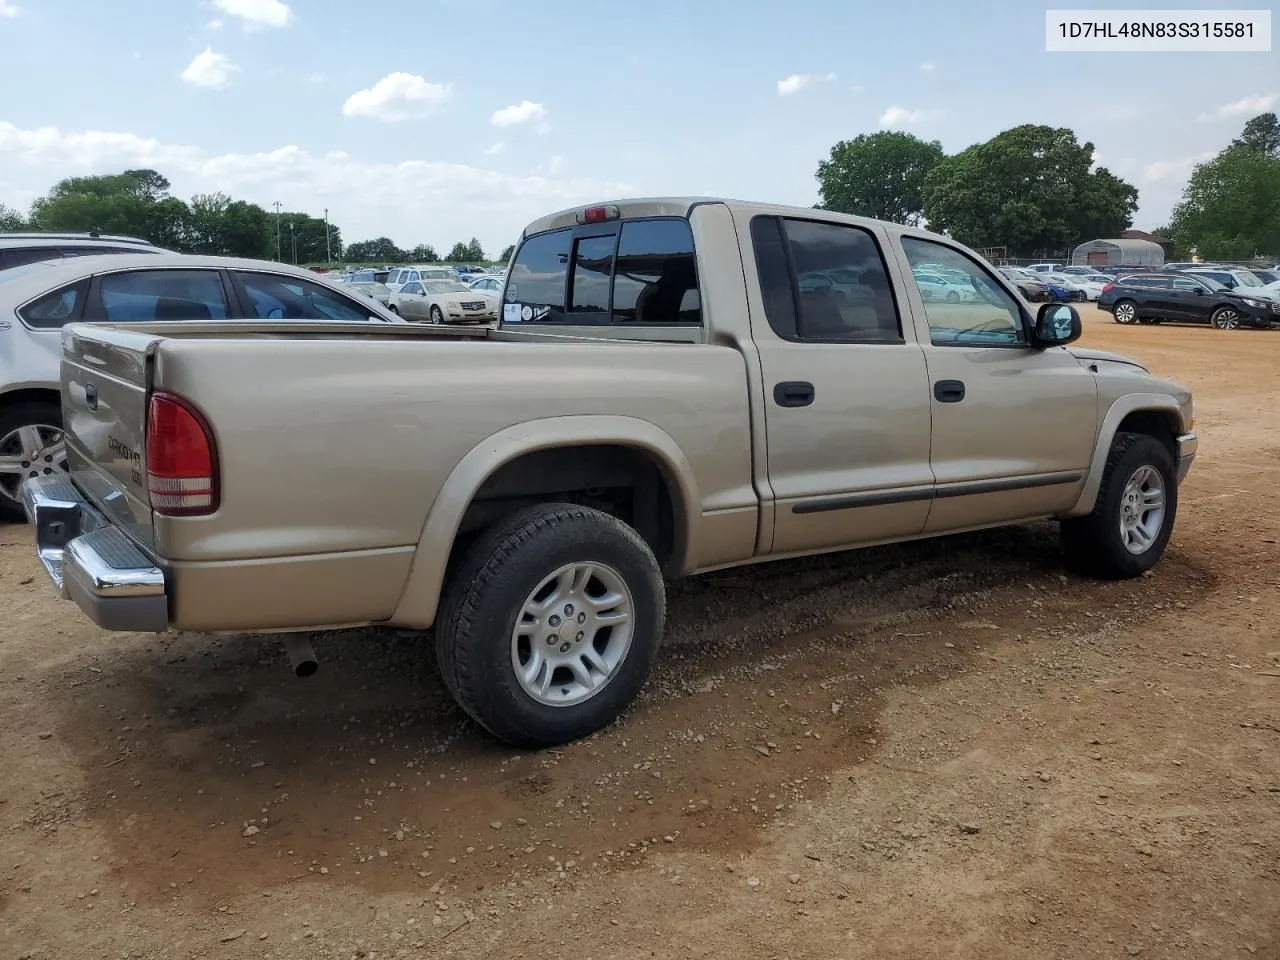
xmin=1061 ymin=432 xmax=1177 ymax=579
xmin=435 ymin=503 xmax=665 ymax=747
xmin=387 ymin=304 xmax=399 ymax=314
xmin=1211 ymin=306 xmax=1240 ymax=330
xmin=429 ymin=305 xmax=444 ymax=324
xmin=1113 ymin=300 xmax=1138 ymax=324
xmin=945 ymin=290 xmax=960 ymax=303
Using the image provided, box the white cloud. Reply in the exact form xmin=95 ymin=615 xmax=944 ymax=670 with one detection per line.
xmin=1197 ymin=91 xmax=1278 ymax=121
xmin=1141 ymin=151 xmax=1216 ymax=184
xmin=342 ymin=73 xmax=453 ymax=122
xmin=485 ymin=142 xmax=505 ymax=155
xmin=0 ymin=121 xmax=632 ymax=255
xmin=212 ymin=0 xmax=293 ymax=29
xmin=777 ymin=72 xmax=837 ymax=96
xmin=206 ymin=18 xmax=223 ymax=30
xmin=879 ymin=105 xmax=930 ymax=126
xmin=0 ymin=0 xmax=19 ymax=18
xmin=180 ymin=48 xmax=238 ymax=89
xmin=490 ymin=100 xmax=548 ymax=126
xmin=919 ymin=61 xmax=935 ymax=72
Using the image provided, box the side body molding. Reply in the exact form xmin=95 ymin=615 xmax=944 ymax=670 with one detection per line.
xmin=389 ymin=415 xmax=701 ymax=629
xmin=1062 ymin=392 xmax=1186 ymax=518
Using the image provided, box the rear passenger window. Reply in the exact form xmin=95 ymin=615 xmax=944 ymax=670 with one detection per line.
xmin=19 ymin=279 xmax=90 ymax=329
xmin=751 ymin=216 xmax=902 ymax=342
xmin=97 ymin=270 xmax=231 ymax=322
xmin=570 ymin=235 xmax=614 ymax=316
xmin=505 ymin=228 xmax=571 ymax=323
xmin=612 ymin=219 xmax=701 ymax=324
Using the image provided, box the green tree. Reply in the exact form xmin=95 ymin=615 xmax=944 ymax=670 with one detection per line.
xmin=275 ymin=213 xmax=342 ymax=264
xmin=1167 ymin=140 xmax=1280 ymax=259
xmin=1231 ymin=112 xmax=1280 ymax=158
xmin=29 ymin=169 xmax=192 ymax=245
xmin=446 ymin=238 xmax=485 ymax=262
xmin=921 ymin=125 xmax=1138 ymax=256
xmin=498 ymin=243 xmax=514 ymax=264
xmin=0 ymin=202 xmax=27 ymax=231
xmin=346 ymin=237 xmax=406 ymax=263
xmin=409 ymin=243 xmax=438 ymax=262
xmin=815 ymin=131 xmax=945 ymax=225
xmin=187 ymin=192 xmax=271 ymax=257
xmin=463 ymin=237 xmax=485 ymax=261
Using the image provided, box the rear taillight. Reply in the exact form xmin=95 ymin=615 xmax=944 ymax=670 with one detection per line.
xmin=146 ymin=392 xmax=218 ymax=516
xmin=1101 ymin=283 xmax=1114 ymax=293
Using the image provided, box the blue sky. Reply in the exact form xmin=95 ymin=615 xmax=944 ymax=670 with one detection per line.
xmin=0 ymin=0 xmax=1276 ymax=255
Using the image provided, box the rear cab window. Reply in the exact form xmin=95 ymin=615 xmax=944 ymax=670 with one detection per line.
xmin=502 ymin=217 xmax=701 ymax=328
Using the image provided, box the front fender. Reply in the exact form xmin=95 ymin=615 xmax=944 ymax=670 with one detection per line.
xmin=388 ymin=415 xmax=700 ymax=629
xmin=1062 ymin=392 xmax=1187 ymax=518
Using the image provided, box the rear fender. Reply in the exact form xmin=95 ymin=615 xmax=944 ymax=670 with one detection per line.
xmin=389 ymin=415 xmax=700 ymax=629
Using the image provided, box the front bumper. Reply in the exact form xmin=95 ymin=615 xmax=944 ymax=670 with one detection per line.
xmin=1175 ymin=432 xmax=1197 ymax=484
xmin=22 ymin=474 xmax=168 ymax=632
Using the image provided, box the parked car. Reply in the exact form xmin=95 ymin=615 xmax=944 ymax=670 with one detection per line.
xmin=911 ymin=269 xmax=976 ymax=302
xmin=467 ymin=275 xmax=504 ymax=296
xmin=385 ymin=265 xmax=458 ymax=294
xmin=1042 ymin=276 xmax=1088 ymax=302
xmin=346 ymin=280 xmax=392 ymax=305
xmin=0 ymin=232 xmax=168 ymax=271
xmin=1046 ymin=272 xmax=1103 ymax=301
xmin=1181 ymin=268 xmax=1280 ymax=302
xmin=998 ymin=267 xmax=1052 ymax=302
xmin=388 ymin=278 xmax=495 ymax=323
xmin=1097 ymin=272 xmax=1279 ymax=329
xmin=1026 ymin=263 xmax=1062 ymax=274
xmin=1249 ymin=268 xmax=1280 ymax=285
xmin=0 ymin=254 xmax=401 ymax=520
xmin=21 ymin=198 xmax=1197 ymax=748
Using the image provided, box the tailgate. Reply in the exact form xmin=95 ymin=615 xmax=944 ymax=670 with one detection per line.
xmin=60 ymin=324 xmax=165 ymax=550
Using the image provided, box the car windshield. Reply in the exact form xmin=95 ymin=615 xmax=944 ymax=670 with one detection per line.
xmin=1233 ymin=271 xmax=1262 ymax=287
xmin=425 ymin=280 xmax=469 ymax=293
xmin=1191 ymin=275 xmax=1227 ymax=290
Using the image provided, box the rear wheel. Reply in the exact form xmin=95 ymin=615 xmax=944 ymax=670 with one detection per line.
xmin=1211 ymin=306 xmax=1240 ymax=330
xmin=435 ymin=503 xmax=665 ymax=747
xmin=1113 ymin=300 xmax=1138 ymax=324
xmin=1061 ymin=432 xmax=1176 ymax=579
xmin=0 ymin=401 xmax=67 ymax=523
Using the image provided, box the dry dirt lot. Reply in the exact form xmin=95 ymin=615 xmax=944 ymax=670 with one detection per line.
xmin=1 ymin=306 xmax=1278 ymax=960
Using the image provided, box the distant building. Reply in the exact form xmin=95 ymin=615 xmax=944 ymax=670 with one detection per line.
xmin=1070 ymin=237 xmax=1165 ymax=268
xmin=1120 ymin=229 xmax=1175 ymax=258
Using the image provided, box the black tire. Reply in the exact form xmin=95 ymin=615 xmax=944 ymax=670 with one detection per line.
xmin=435 ymin=503 xmax=665 ymax=748
xmin=0 ymin=400 xmax=64 ymax=523
xmin=429 ymin=305 xmax=444 ymax=324
xmin=1113 ymin=299 xmax=1138 ymax=324
xmin=945 ymin=290 xmax=960 ymax=303
xmin=1060 ymin=432 xmax=1177 ymax=580
xmin=1210 ymin=306 xmax=1241 ymax=330
xmin=387 ymin=304 xmax=399 ymax=314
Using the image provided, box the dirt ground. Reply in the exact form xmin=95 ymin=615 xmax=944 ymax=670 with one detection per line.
xmin=1 ymin=306 xmax=1277 ymax=960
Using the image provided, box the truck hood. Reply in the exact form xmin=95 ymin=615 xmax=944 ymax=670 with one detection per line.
xmin=1066 ymin=346 xmax=1149 ymax=372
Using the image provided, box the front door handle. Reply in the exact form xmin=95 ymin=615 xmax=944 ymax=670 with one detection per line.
xmin=934 ymin=379 xmax=965 ymax=403
xmin=774 ymin=381 xmax=815 ymax=408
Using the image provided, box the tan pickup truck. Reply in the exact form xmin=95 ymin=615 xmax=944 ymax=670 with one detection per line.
xmin=22 ymin=198 xmax=1197 ymax=747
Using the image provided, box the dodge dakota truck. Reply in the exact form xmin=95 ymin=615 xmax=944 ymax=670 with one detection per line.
xmin=21 ymin=198 xmax=1197 ymax=747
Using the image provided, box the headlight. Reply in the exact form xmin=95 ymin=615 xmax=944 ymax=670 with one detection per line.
xmin=1242 ymin=298 xmax=1265 ymax=308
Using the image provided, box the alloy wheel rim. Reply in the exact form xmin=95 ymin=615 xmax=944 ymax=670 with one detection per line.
xmin=0 ymin=424 xmax=67 ymax=506
xmin=1115 ymin=302 xmax=1136 ymax=323
xmin=510 ymin=561 xmax=635 ymax=707
xmin=1118 ymin=464 xmax=1166 ymax=556
xmin=1214 ymin=309 xmax=1239 ymax=329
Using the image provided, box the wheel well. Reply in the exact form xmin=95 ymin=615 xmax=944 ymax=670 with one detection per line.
xmin=0 ymin=387 xmax=61 ymax=417
xmin=1116 ymin=409 xmax=1177 ymax=460
xmin=451 ymin=444 xmax=686 ymax=577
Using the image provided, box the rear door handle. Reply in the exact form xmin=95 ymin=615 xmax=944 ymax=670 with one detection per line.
xmin=85 ymin=383 xmax=98 ymax=411
xmin=773 ymin=381 xmax=815 ymax=408
xmin=934 ymin=379 xmax=965 ymax=403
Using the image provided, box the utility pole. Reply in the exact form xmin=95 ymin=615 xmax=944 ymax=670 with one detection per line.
xmin=324 ymin=207 xmax=332 ymax=264
xmin=289 ymin=221 xmax=297 ymax=265
xmin=273 ymin=201 xmax=282 ymax=261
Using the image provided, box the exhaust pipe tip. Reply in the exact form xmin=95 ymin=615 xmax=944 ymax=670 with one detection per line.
xmin=283 ymin=635 xmax=319 ymax=678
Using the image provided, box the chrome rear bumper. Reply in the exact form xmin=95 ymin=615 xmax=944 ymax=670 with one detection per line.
xmin=1175 ymin=432 xmax=1197 ymax=484
xmin=22 ymin=475 xmax=169 ymax=632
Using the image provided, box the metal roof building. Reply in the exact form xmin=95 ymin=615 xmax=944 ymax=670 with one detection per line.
xmin=1070 ymin=238 xmax=1165 ymax=267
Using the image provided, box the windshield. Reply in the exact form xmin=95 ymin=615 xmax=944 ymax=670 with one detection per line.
xmin=1192 ymin=275 xmax=1227 ymax=290
xmin=425 ymin=280 xmax=469 ymax=293
xmin=1234 ymin=271 xmax=1262 ymax=287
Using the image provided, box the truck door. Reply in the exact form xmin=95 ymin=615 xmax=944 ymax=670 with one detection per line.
xmin=745 ymin=215 xmax=935 ymax=555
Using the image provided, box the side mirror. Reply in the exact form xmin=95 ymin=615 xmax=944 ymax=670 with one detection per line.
xmin=1033 ymin=303 xmax=1081 ymax=347
xmin=1193 ymin=287 xmax=1204 ymax=295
